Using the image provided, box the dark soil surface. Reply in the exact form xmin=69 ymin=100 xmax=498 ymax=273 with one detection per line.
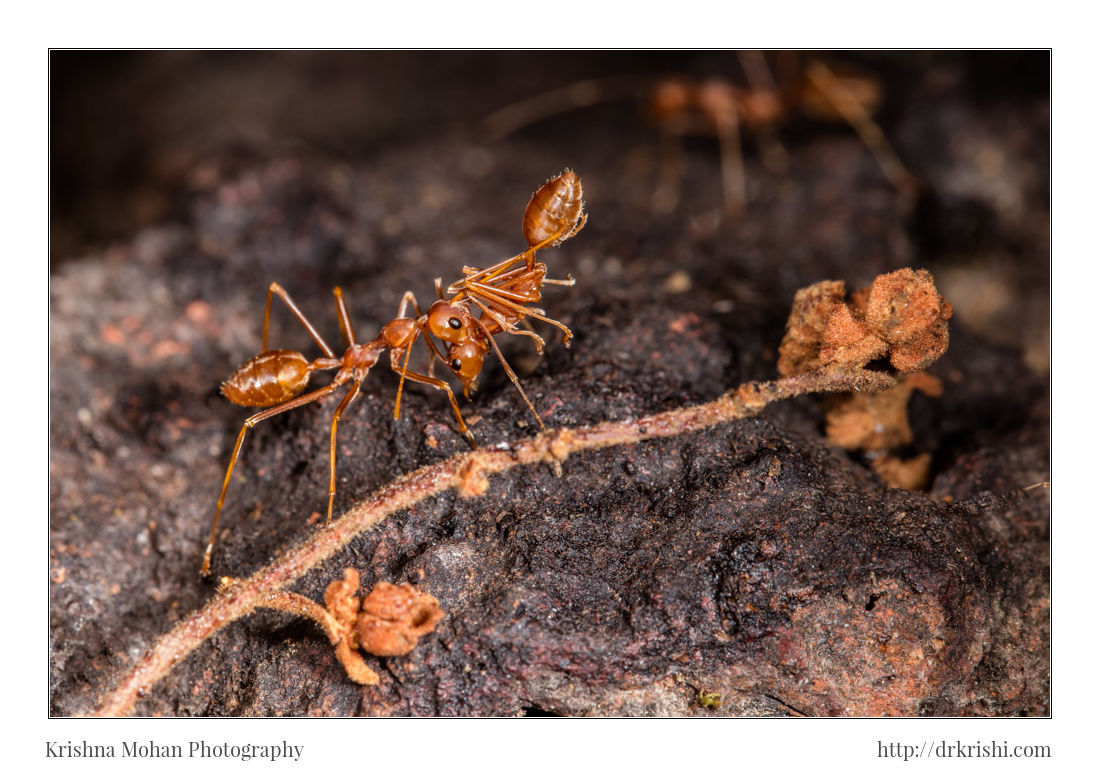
xmin=50 ymin=51 xmax=1049 ymax=716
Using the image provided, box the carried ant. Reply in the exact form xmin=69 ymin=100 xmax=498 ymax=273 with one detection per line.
xmin=202 ymin=170 xmax=585 ymax=575
xmin=482 ymin=52 xmax=915 ymax=215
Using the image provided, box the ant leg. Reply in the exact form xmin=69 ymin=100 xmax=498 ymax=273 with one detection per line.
xmin=396 ymin=290 xmax=423 ymax=320
xmin=333 ymin=287 xmax=357 ymax=347
xmin=421 ymin=328 xmax=445 ymax=379
xmin=452 ymin=252 xmax=534 ymax=292
xmin=325 ymin=382 xmax=362 ymax=525
xmin=390 ymin=365 xmax=476 ymax=447
xmin=202 ymin=381 xmax=345 ymax=576
xmin=804 ymin=59 xmax=916 ymax=196
xmin=263 ymin=282 xmax=337 ymax=358
xmin=652 ymin=129 xmax=683 ymax=215
xmin=480 ymin=76 xmax=637 ymax=141
xmin=392 ymin=327 xmax=422 ymax=421
xmin=475 ymin=320 xmax=546 ymax=432
xmin=453 ymin=218 xmax=583 ymax=290
xmin=516 ymin=319 xmax=548 ymax=354
xmin=448 ymin=216 xmax=585 ymax=297
xmin=527 ymin=212 xmax=586 ymax=251
xmin=738 ymin=50 xmax=780 ymax=94
xmin=465 ymin=294 xmax=547 ymax=352
xmin=735 ymin=51 xmax=789 ymax=173
xmin=714 ymin=110 xmax=745 ymax=215
xmin=465 ymin=284 xmax=574 ymax=346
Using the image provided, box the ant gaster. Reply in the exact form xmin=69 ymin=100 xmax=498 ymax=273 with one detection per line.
xmin=202 ymin=171 xmax=585 ymax=575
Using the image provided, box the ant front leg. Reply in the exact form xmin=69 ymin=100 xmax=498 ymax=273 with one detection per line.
xmin=263 ymin=282 xmax=337 ymax=357
xmin=390 ymin=363 xmax=477 ymax=448
xmin=465 ymin=284 xmax=574 ymax=347
xmin=475 ymin=320 xmax=547 ymax=433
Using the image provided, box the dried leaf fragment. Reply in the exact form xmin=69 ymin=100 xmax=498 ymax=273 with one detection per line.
xmin=358 ymin=582 xmax=446 ymax=657
xmin=776 ymin=269 xmax=952 ymax=490
xmin=820 ymin=302 xmax=888 ymax=370
xmin=777 ymin=280 xmax=847 ymax=378
xmin=824 ymin=372 xmax=943 ymax=451
xmin=870 ymin=452 xmax=933 ymax=491
xmin=255 ymin=569 xmax=444 ymax=685
xmin=863 ymin=268 xmax=953 ymax=372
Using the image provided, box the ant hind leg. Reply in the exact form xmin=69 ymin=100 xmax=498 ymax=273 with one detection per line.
xmin=263 ymin=282 xmax=337 ymax=357
xmin=202 ymin=381 xmax=344 ymax=576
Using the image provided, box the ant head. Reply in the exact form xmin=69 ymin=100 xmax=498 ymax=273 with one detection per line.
xmin=426 ymin=301 xmax=475 ymax=344
xmin=446 ymin=340 xmax=485 ymax=395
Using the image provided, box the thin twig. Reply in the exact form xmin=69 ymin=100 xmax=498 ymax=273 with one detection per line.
xmin=94 ymin=366 xmax=894 ymax=716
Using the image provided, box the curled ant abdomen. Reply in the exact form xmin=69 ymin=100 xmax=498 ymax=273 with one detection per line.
xmin=523 ymin=169 xmax=587 ymax=247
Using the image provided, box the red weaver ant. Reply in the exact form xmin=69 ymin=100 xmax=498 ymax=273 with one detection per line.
xmin=202 ymin=171 xmax=585 ymax=575
xmin=482 ymin=52 xmax=915 ymax=215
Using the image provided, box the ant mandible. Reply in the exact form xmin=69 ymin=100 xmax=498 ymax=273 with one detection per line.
xmin=201 ymin=171 xmax=585 ymax=575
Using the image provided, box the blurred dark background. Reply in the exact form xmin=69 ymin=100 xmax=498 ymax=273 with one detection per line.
xmin=51 ymin=51 xmax=1048 ymax=266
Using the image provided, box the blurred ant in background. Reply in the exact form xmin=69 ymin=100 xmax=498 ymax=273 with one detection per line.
xmin=483 ymin=51 xmax=916 ymax=215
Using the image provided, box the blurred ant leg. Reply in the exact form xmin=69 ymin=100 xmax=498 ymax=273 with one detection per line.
xmin=738 ymin=49 xmax=782 ymax=95
xmin=262 ymin=282 xmax=337 ymax=358
xmin=435 ymin=278 xmax=445 ymax=300
xmin=775 ymin=50 xmax=802 ymax=97
xmin=714 ymin=110 xmax=745 ymax=215
xmin=202 ymin=381 xmax=346 ymax=576
xmin=475 ymin=320 xmax=546 ymax=433
xmin=464 ymin=283 xmax=574 ymax=345
xmin=332 ymin=287 xmax=356 ymax=347
xmin=325 ymin=382 xmax=362 ymax=525
xmin=542 ymin=273 xmax=576 ymax=287
xmin=481 ymin=77 xmax=622 ymax=141
xmin=804 ymin=59 xmax=916 ymax=195
xmin=391 ymin=366 xmax=476 ymax=447
xmin=652 ymin=129 xmax=684 ymax=215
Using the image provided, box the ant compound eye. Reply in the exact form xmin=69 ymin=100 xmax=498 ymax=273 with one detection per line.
xmin=450 ymin=359 xmax=462 ymax=371
xmin=428 ymin=304 xmax=467 ymax=343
